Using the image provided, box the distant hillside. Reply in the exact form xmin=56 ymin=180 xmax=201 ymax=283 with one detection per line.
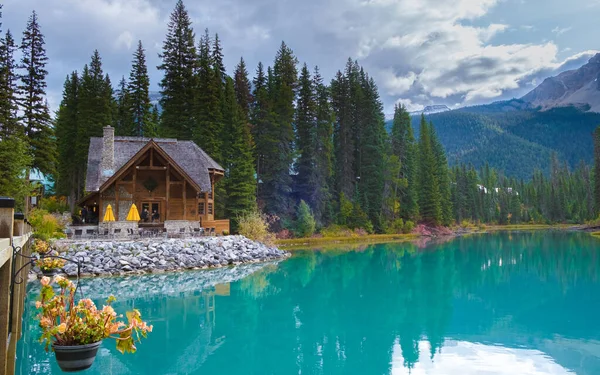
xmin=385 ymin=99 xmax=600 ymax=179
xmin=521 ymin=53 xmax=600 ymax=112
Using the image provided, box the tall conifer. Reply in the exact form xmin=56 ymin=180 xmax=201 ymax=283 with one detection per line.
xmin=127 ymin=40 xmax=152 ymax=136
xmin=158 ymin=0 xmax=196 ymax=139
xmin=0 ymin=29 xmax=18 ymax=137
xmin=17 ymin=10 xmax=56 ymax=176
xmin=417 ymin=115 xmax=442 ymax=224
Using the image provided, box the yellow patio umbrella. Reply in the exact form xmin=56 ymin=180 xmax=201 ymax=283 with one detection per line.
xmin=103 ymin=204 xmax=116 ymax=222
xmin=126 ymin=203 xmax=141 ymax=221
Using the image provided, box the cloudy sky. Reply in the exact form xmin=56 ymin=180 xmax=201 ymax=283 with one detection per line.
xmin=2 ymin=0 xmax=599 ymax=116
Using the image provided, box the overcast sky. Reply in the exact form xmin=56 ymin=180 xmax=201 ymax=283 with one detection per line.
xmin=2 ymin=0 xmax=599 ymax=116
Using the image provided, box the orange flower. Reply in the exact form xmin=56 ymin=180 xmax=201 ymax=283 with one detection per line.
xmin=57 ymin=323 xmax=67 ymax=334
xmin=40 ymin=276 xmax=50 ymax=286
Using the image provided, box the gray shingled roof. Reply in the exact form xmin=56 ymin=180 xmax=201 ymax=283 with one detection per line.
xmin=85 ymin=137 xmax=223 ymax=193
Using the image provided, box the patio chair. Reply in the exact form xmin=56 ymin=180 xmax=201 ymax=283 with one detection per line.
xmin=162 ymin=228 xmax=168 ymax=239
xmin=113 ymin=228 xmax=121 ymax=238
xmin=178 ymin=228 xmax=186 ymax=238
xmin=209 ymin=227 xmax=216 ymax=236
xmin=99 ymin=228 xmax=109 ymax=239
xmin=193 ymin=228 xmax=202 ymax=237
xmin=85 ymin=229 xmax=97 ymax=239
xmin=74 ymin=229 xmax=83 ymax=239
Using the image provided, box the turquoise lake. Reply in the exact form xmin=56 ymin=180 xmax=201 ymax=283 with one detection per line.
xmin=16 ymin=232 xmax=600 ymax=374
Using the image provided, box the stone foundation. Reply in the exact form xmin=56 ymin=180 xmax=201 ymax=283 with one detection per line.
xmin=164 ymin=220 xmax=200 ymax=233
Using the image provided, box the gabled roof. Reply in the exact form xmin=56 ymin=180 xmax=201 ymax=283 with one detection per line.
xmin=85 ymin=137 xmax=223 ymax=193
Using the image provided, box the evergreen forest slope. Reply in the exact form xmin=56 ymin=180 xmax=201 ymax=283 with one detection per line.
xmin=385 ymin=99 xmax=600 ymax=179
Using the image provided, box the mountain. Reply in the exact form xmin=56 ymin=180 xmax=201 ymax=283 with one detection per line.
xmin=409 ymin=104 xmax=451 ymax=116
xmin=521 ymin=53 xmax=600 ymax=112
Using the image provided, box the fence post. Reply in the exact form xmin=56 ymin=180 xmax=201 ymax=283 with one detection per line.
xmin=0 ymin=197 xmax=15 ymax=375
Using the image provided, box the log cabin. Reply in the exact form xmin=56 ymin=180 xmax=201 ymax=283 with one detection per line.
xmin=79 ymin=126 xmax=230 ymax=234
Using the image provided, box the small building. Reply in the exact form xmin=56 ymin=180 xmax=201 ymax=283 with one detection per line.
xmin=79 ymin=126 xmax=229 ymax=234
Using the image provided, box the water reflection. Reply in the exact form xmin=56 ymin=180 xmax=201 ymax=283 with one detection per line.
xmin=17 ymin=232 xmax=600 ymax=374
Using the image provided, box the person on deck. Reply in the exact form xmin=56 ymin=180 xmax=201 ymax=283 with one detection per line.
xmin=141 ymin=208 xmax=149 ymax=222
xmin=152 ymin=210 xmax=160 ymax=223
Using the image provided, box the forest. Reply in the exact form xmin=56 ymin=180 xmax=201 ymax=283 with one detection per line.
xmin=1 ymin=1 xmax=600 ymax=237
xmin=401 ymin=99 xmax=600 ymax=179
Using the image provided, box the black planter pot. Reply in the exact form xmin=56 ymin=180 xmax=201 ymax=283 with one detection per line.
xmin=41 ymin=268 xmax=59 ymax=277
xmin=52 ymin=341 xmax=102 ymax=372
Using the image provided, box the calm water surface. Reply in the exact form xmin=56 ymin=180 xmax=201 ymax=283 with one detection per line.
xmin=16 ymin=232 xmax=600 ymax=374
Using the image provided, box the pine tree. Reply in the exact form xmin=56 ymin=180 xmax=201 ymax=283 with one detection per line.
xmin=115 ymin=76 xmax=132 ymax=135
xmin=331 ymin=61 xmax=356 ymax=201
xmin=0 ymin=29 xmax=18 ymax=137
xmin=17 ymin=10 xmax=56 ymax=177
xmin=233 ymin=57 xmax=252 ymax=129
xmin=0 ymin=135 xmax=32 ymax=210
xmin=294 ymin=200 xmax=316 ymax=237
xmin=312 ymin=66 xmax=334 ymax=225
xmin=261 ymin=42 xmax=297 ymax=216
xmin=391 ymin=104 xmax=418 ymax=220
xmin=417 ymin=115 xmax=442 ymax=224
xmin=127 ymin=40 xmax=152 ymax=136
xmin=76 ymin=51 xmax=114 ymax=197
xmin=294 ymin=63 xmax=317 ymax=206
xmin=222 ymin=76 xmax=256 ymax=231
xmin=158 ymin=0 xmax=196 ymax=139
xmin=55 ymin=72 xmax=81 ymax=208
xmin=251 ymin=61 xmax=274 ymax=206
xmin=429 ymin=121 xmax=452 ymax=225
xmin=357 ymin=75 xmax=387 ymax=230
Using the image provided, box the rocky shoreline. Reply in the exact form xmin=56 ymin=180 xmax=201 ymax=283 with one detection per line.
xmin=46 ymin=236 xmax=289 ymax=277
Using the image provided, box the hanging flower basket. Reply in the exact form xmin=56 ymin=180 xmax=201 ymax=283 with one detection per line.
xmin=36 ymin=276 xmax=153 ymax=372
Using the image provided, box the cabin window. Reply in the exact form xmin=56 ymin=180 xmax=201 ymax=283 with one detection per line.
xmin=198 ymin=202 xmax=205 ymax=215
xmin=208 ymin=203 xmax=213 ymax=215
xmin=208 ymin=191 xmax=213 ymax=200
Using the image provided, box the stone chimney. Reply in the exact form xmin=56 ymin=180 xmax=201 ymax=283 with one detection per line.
xmin=101 ymin=125 xmax=115 ymax=177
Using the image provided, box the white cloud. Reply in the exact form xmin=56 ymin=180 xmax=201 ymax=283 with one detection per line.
xmin=551 ymin=26 xmax=572 ymax=36
xmin=391 ymin=339 xmax=572 ymax=375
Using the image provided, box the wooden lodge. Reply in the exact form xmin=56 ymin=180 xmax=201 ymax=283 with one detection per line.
xmin=79 ymin=126 xmax=230 ymax=234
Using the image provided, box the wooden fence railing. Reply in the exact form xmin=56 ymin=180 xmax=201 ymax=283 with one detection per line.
xmin=0 ymin=197 xmax=33 ymax=375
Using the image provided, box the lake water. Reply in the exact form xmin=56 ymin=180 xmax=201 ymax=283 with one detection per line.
xmin=16 ymin=232 xmax=600 ymax=374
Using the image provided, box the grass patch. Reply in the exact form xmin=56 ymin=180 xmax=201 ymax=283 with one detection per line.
xmin=484 ymin=224 xmax=571 ymax=231
xmin=276 ymin=233 xmax=419 ymax=250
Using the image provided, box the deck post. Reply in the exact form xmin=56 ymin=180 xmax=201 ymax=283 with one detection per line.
xmin=0 ymin=197 xmax=15 ymax=375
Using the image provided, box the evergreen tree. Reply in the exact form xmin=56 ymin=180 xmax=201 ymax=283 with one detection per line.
xmin=127 ymin=40 xmax=152 ymax=136
xmin=17 ymin=10 xmax=56 ymax=176
xmin=0 ymin=29 xmax=18 ymax=137
xmin=294 ymin=200 xmax=316 ymax=237
xmin=294 ymin=63 xmax=317 ymax=206
xmin=430 ymin=122 xmax=452 ymax=225
xmin=233 ymin=57 xmax=252 ymax=129
xmin=261 ymin=42 xmax=297 ymax=216
xmin=54 ymin=72 xmax=81 ymax=208
xmin=391 ymin=104 xmax=418 ymax=220
xmin=76 ymin=51 xmax=114 ymax=194
xmin=0 ymin=135 xmax=32 ymax=210
xmin=222 ymin=76 xmax=256 ymax=231
xmin=194 ymin=30 xmax=224 ymax=166
xmin=312 ymin=66 xmax=334 ymax=225
xmin=114 ymin=76 xmax=132 ymax=135
xmin=158 ymin=0 xmax=196 ymax=139
xmin=357 ymin=76 xmax=387 ymax=230
xmin=417 ymin=115 xmax=442 ymax=224
xmin=251 ymin=61 xmax=274 ymax=205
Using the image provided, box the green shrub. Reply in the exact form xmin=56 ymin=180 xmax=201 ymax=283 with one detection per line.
xmin=39 ymin=196 xmax=70 ymax=214
xmin=402 ymin=220 xmax=415 ymax=234
xmin=294 ymin=200 xmax=316 ymax=238
xmin=29 ymin=208 xmax=65 ymax=241
xmin=385 ymin=218 xmax=405 ymax=234
xmin=320 ymin=224 xmax=353 ymax=238
xmin=237 ymin=210 xmax=274 ymax=245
